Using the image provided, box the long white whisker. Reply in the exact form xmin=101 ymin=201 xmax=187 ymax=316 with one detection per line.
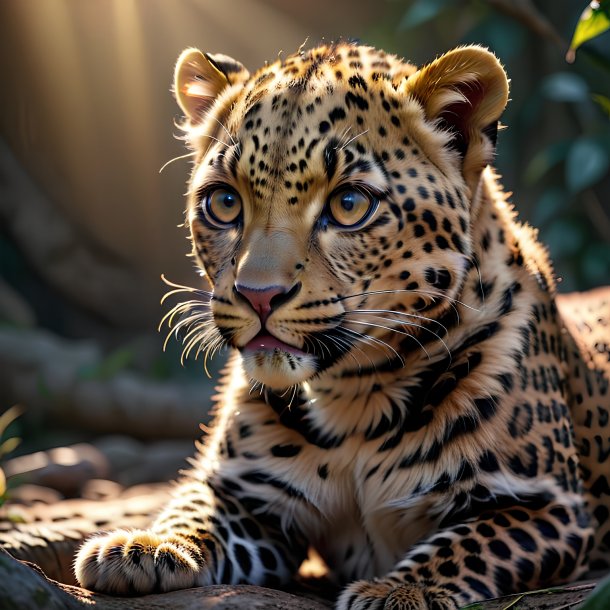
xmin=249 ymin=380 xmax=262 ymax=396
xmin=337 ymin=288 xmax=480 ymax=312
xmin=160 ymin=274 xmax=212 ymax=300
xmin=339 ymin=129 xmax=369 ymax=150
xmin=350 ymin=308 xmax=450 ymax=334
xmin=338 ymin=326 xmax=405 ymax=366
xmin=159 ymin=301 xmax=212 ymax=334
xmin=199 ymin=133 xmax=232 ymax=149
xmin=345 ymin=311 xmax=452 ymax=361
xmin=209 ymin=117 xmax=237 ymax=148
xmin=158 ymin=152 xmax=197 ymax=174
xmin=347 ymin=319 xmax=430 ymax=360
xmin=330 ymin=333 xmax=372 ymax=372
xmin=318 ymin=332 xmax=365 ymax=372
xmin=335 ymin=125 xmax=353 ymax=150
xmin=180 ymin=321 xmax=216 ymax=361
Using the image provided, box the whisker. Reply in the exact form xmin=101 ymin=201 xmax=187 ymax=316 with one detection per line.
xmin=311 ymin=335 xmax=333 ymax=359
xmin=339 ymin=129 xmax=369 ymax=150
xmin=159 ymin=275 xmax=225 ymax=375
xmin=160 ymin=274 xmax=212 ymax=301
xmin=338 ymin=326 xmax=405 ymax=367
xmin=249 ymin=379 xmax=264 ymax=397
xmin=209 ymin=117 xmax=238 ymax=148
xmin=181 ymin=321 xmax=216 ymax=363
xmin=198 ymin=133 xmax=232 ymax=149
xmin=345 ymin=311 xmax=452 ymax=361
xmin=313 ymin=332 xmax=362 ymax=371
xmin=335 ymin=125 xmax=353 ymax=150
xmin=158 ymin=152 xmax=197 ymax=174
xmin=202 ymin=334 xmax=226 ymax=376
xmin=346 ymin=319 xmax=430 ymax=360
xmin=321 ymin=331 xmax=369 ymax=372
xmin=336 ymin=288 xmax=480 ymax=312
xmin=159 ymin=301 xmax=212 ymax=334
xmin=350 ymin=308 xmax=450 ymax=334
xmin=164 ymin=308 xmax=212 ymax=341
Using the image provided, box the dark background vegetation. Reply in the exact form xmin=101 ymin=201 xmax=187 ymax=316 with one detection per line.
xmin=0 ymin=0 xmax=608 ymax=494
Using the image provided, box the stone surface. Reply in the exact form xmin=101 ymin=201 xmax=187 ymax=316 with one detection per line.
xmin=0 ymin=549 xmax=334 ymax=610
xmin=3 ymin=443 xmax=110 ymax=496
xmin=0 ymin=484 xmax=170 ymax=585
xmin=0 ymin=444 xmax=608 ymax=608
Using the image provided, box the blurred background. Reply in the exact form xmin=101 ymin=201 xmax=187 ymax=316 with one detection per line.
xmin=0 ymin=0 xmax=609 ymax=502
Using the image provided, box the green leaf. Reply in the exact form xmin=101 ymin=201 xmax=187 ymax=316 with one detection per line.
xmin=0 ymin=405 xmax=24 ymax=437
xmin=0 ymin=437 xmax=21 ymax=458
xmin=566 ymin=138 xmax=610 ymax=192
xmin=567 ymin=0 xmax=610 ymax=62
xmin=593 ymin=93 xmax=610 ymax=117
xmin=541 ymin=73 xmax=589 ymax=102
xmin=579 ymin=573 xmax=610 ymax=610
xmin=398 ymin=0 xmax=451 ymax=30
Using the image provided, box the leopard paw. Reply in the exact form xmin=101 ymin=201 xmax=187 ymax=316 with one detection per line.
xmin=336 ymin=580 xmax=458 ymax=610
xmin=74 ymin=529 xmax=206 ymax=594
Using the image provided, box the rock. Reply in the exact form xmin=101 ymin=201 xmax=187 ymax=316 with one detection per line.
xmin=0 ymin=326 xmax=212 ymax=440
xmin=92 ymin=435 xmax=144 ymax=473
xmin=0 ymin=547 xmax=605 ymax=610
xmin=0 ymin=486 xmax=172 ymax=585
xmin=118 ymin=439 xmax=192 ymax=486
xmin=0 ymin=548 xmax=334 ymax=610
xmin=3 ymin=443 xmax=110 ymax=496
xmin=5 ymin=484 xmax=64 ymax=506
xmin=80 ymin=479 xmax=123 ymax=501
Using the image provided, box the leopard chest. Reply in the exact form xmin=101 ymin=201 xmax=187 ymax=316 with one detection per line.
xmin=290 ymin=436 xmax=446 ymax=580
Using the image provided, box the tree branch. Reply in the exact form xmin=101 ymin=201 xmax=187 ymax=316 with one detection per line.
xmin=486 ymin=0 xmax=567 ymax=49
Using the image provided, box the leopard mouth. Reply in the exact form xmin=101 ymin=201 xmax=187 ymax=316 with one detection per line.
xmin=238 ymin=326 xmax=354 ymax=389
xmin=240 ymin=332 xmax=316 ymax=389
xmin=243 ymin=333 xmax=308 ymax=358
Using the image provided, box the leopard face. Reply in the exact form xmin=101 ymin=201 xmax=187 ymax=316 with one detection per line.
xmin=178 ymin=44 xmax=507 ymax=389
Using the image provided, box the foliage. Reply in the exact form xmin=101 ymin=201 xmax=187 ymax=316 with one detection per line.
xmin=0 ymin=405 xmax=24 ymax=506
xmin=579 ymin=572 xmax=610 ymax=609
xmin=568 ymin=0 xmax=610 ymax=62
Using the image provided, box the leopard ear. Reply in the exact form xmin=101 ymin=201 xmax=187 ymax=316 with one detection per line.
xmin=406 ymin=46 xmax=509 ymax=181
xmin=174 ymin=48 xmax=249 ymax=124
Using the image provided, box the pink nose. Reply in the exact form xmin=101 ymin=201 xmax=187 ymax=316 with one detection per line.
xmin=234 ymin=284 xmax=288 ymax=323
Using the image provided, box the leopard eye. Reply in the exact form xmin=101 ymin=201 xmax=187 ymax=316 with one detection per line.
xmin=204 ymin=187 xmax=242 ymax=227
xmin=327 ymin=188 xmax=377 ymax=228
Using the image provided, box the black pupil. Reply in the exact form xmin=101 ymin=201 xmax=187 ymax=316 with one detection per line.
xmin=341 ymin=192 xmax=356 ymax=211
xmin=221 ymin=192 xmax=235 ymax=208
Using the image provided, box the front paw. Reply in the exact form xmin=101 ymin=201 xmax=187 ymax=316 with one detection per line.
xmin=336 ymin=580 xmax=458 ymax=610
xmin=74 ymin=529 xmax=205 ymax=594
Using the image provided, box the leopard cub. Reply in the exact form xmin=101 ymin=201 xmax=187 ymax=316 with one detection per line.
xmin=75 ymin=42 xmax=610 ymax=609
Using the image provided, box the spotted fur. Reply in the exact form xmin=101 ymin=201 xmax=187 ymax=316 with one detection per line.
xmin=75 ymin=43 xmax=610 ymax=608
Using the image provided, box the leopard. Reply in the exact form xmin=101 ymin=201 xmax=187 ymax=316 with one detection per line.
xmin=74 ymin=42 xmax=610 ymax=609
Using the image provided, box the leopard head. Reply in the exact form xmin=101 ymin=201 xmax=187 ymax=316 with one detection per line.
xmin=172 ymin=43 xmax=509 ymax=390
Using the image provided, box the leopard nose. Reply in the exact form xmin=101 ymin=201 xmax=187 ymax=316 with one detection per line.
xmin=234 ymin=282 xmax=301 ymax=324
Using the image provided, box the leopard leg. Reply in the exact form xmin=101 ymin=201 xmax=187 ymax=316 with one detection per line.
xmin=74 ymin=475 xmax=306 ymax=594
xmin=336 ymin=497 xmax=594 ymax=610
